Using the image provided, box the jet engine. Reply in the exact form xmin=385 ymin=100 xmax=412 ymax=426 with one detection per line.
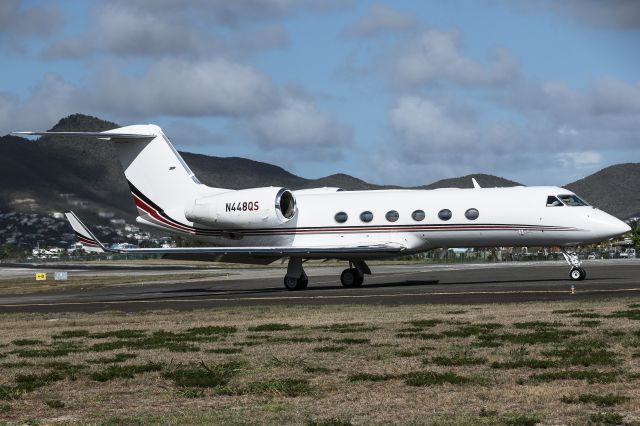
xmin=185 ymin=187 xmax=297 ymax=228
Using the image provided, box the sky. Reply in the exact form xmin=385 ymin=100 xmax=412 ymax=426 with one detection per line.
xmin=0 ymin=0 xmax=639 ymax=187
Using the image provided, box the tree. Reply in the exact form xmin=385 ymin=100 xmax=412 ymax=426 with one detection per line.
xmin=0 ymin=245 xmax=28 ymax=260
xmin=630 ymin=220 xmax=640 ymax=249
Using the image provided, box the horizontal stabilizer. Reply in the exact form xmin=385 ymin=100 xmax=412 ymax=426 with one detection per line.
xmin=12 ymin=131 xmax=155 ymax=140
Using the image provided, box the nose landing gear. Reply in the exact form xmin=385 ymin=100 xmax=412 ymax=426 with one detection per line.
xmin=562 ymin=250 xmax=586 ymax=281
xmin=570 ymin=267 xmax=586 ymax=281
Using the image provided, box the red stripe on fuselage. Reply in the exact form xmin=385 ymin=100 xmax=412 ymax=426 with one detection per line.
xmin=132 ymin=193 xmax=194 ymax=233
xmin=76 ymin=235 xmax=96 ymax=244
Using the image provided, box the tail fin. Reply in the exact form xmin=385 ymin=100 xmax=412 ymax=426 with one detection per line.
xmin=106 ymin=125 xmax=214 ymax=214
xmin=65 ymin=211 xmax=108 ymax=252
xmin=15 ymin=125 xmax=225 ymax=225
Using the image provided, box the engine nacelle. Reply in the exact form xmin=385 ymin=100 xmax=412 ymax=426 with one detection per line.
xmin=184 ymin=187 xmax=297 ymax=228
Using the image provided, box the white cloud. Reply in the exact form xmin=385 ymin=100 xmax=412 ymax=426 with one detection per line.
xmin=0 ymin=0 xmax=64 ymax=52
xmin=557 ymin=125 xmax=579 ymax=138
xmin=389 ymin=96 xmax=477 ymax=150
xmin=250 ymin=96 xmax=352 ymax=157
xmin=88 ymin=58 xmax=276 ymax=117
xmin=0 ymin=1 xmax=63 ymax=36
xmin=556 ymin=151 xmax=603 ymax=168
xmin=342 ymin=4 xmax=416 ymax=37
xmin=504 ymin=78 xmax=640 ymax=131
xmin=41 ymin=1 xmax=291 ymax=60
xmin=393 ymin=29 xmax=519 ymax=88
xmin=111 ymin=0 xmax=295 ymax=26
xmin=374 ymin=94 xmax=577 ymax=185
xmin=552 ymin=0 xmax=640 ymax=29
xmin=503 ymin=0 xmax=640 ymax=29
xmin=0 ymin=61 xmax=352 ymax=163
xmin=89 ymin=4 xmax=208 ymax=57
xmin=374 ymin=82 xmax=640 ymax=186
xmin=0 ymin=74 xmax=76 ymax=135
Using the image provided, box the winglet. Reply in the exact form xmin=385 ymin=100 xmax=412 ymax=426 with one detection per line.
xmin=472 ymin=178 xmax=481 ymax=189
xmin=65 ymin=211 xmax=110 ymax=252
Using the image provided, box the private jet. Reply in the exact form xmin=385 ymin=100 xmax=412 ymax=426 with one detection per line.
xmin=14 ymin=125 xmax=630 ymax=290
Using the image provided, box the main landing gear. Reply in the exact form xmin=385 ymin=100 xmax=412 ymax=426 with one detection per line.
xmin=284 ymin=258 xmax=308 ymax=290
xmin=562 ymin=250 xmax=586 ymax=281
xmin=283 ymin=258 xmax=371 ymax=291
xmin=340 ymin=260 xmax=371 ymax=288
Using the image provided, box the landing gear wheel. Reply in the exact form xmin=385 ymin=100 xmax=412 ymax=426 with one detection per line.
xmin=340 ymin=268 xmax=363 ymax=287
xmin=284 ymin=271 xmax=308 ymax=291
xmin=578 ymin=267 xmax=586 ymax=281
xmin=570 ymin=267 xmax=586 ymax=281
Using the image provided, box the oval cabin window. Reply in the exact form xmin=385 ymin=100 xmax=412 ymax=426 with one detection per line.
xmin=335 ymin=212 xmax=348 ymax=223
xmin=385 ymin=210 xmax=399 ymax=222
xmin=438 ymin=209 xmax=452 ymax=221
xmin=360 ymin=211 xmax=374 ymax=223
xmin=411 ymin=210 xmax=425 ymax=221
xmin=465 ymin=208 xmax=479 ymax=220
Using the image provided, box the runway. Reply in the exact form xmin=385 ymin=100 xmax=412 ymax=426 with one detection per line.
xmin=0 ymin=260 xmax=639 ymax=313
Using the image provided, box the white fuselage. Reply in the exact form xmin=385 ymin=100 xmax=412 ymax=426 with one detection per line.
xmin=137 ymin=185 xmax=629 ymax=258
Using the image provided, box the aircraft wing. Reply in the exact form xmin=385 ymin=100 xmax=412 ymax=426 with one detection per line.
xmin=64 ymin=211 xmax=405 ymax=258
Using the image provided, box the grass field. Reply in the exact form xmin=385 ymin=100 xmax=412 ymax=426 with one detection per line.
xmin=1 ymin=299 xmax=640 ymax=425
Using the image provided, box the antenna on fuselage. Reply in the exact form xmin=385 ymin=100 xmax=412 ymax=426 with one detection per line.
xmin=472 ymin=178 xmax=481 ymax=189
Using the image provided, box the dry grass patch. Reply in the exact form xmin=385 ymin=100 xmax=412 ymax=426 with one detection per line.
xmin=244 ymin=378 xmax=313 ymax=397
xmin=86 ymin=353 xmax=138 ymax=364
xmin=90 ymin=362 xmax=164 ymax=382
xmin=589 ymin=411 xmax=624 ymax=425
xmin=313 ymin=345 xmax=346 ymax=353
xmin=247 ymin=323 xmax=299 ymax=332
xmin=527 ymin=369 xmax=620 ymax=384
xmin=162 ymin=360 xmax=244 ymax=389
xmin=404 ymin=370 xmax=485 ymax=386
xmin=0 ymin=299 xmax=639 ymax=424
xmin=560 ymin=393 xmax=630 ymax=407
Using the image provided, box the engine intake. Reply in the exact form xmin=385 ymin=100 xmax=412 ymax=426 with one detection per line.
xmin=185 ymin=187 xmax=297 ymax=228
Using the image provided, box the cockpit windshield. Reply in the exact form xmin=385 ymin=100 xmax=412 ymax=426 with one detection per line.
xmin=546 ymin=196 xmax=563 ymax=207
xmin=558 ymin=194 xmax=589 ymax=207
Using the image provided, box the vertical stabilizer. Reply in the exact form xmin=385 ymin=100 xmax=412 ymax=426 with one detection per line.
xmin=13 ymin=125 xmax=226 ymax=230
xmin=106 ymin=125 xmax=208 ymax=213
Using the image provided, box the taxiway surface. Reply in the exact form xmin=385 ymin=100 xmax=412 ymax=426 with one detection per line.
xmin=0 ymin=260 xmax=638 ymax=313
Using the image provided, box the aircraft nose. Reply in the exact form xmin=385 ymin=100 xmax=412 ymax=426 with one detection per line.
xmin=616 ymin=220 xmax=632 ymax=235
xmin=603 ymin=215 xmax=631 ymax=238
xmin=588 ymin=210 xmax=631 ymax=240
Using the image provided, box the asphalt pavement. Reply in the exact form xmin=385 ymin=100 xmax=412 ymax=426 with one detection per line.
xmin=0 ymin=260 xmax=638 ymax=313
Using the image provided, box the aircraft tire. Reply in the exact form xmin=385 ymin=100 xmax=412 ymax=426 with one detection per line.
xmin=284 ymin=273 xmax=307 ymax=291
xmin=578 ymin=267 xmax=586 ymax=281
xmin=300 ymin=271 xmax=309 ymax=290
xmin=569 ymin=267 xmax=586 ymax=281
xmin=341 ymin=268 xmax=363 ymax=287
xmin=354 ymin=271 xmax=364 ymax=287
